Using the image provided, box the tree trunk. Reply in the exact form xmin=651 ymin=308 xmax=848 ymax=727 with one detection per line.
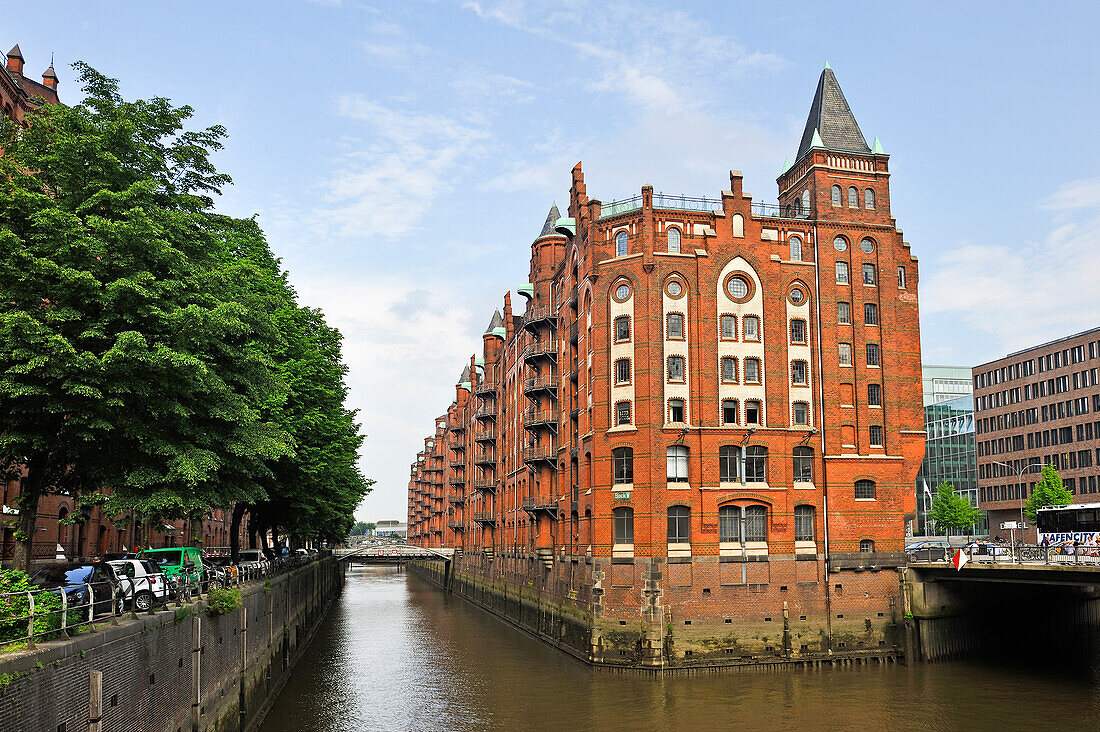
xmin=270 ymin=526 xmax=281 ymax=555
xmin=229 ymin=504 xmax=247 ymax=563
xmin=13 ymin=454 xmax=49 ymax=573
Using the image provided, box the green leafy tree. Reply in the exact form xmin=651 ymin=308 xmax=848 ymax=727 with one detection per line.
xmin=365 ymin=522 xmax=377 ymax=534
xmin=350 ymin=521 xmax=370 ymax=536
xmin=1024 ymin=463 xmax=1072 ymax=523
xmin=929 ymin=482 xmax=983 ymax=538
xmin=0 ymin=64 xmax=291 ymax=569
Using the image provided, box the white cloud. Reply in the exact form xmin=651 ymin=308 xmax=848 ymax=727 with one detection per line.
xmin=922 ymin=176 xmax=1100 ymax=353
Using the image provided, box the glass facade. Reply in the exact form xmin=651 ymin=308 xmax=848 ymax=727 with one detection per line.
xmin=916 ymin=393 xmax=985 ymax=535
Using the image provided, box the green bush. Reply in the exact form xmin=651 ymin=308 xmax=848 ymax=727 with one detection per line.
xmin=0 ymin=569 xmax=84 ymax=645
xmin=205 ymin=588 xmax=242 ymax=616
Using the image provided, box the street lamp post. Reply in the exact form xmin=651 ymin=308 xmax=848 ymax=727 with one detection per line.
xmin=991 ymin=460 xmax=1044 ymax=559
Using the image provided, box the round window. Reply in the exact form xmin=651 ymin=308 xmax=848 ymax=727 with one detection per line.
xmin=726 ymin=276 xmax=749 ymax=300
xmin=615 ymin=283 xmax=630 ymax=300
xmin=789 ymin=287 xmax=805 ymax=304
xmin=667 ymin=281 xmax=682 ymax=297
xmin=860 ymin=238 xmax=875 ymax=254
xmin=833 ymin=236 xmax=848 ymax=252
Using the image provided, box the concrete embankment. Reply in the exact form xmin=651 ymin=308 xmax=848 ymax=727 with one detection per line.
xmin=0 ymin=557 xmax=344 ymax=732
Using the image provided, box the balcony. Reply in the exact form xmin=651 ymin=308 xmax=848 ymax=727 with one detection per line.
xmin=448 ymin=521 xmax=465 ymax=531
xmin=475 ymin=379 xmax=498 ymax=397
xmin=473 ymin=479 xmax=497 ymax=494
xmin=474 ymin=403 xmax=497 ymax=421
xmin=568 ymin=368 xmax=578 ymax=383
xmin=473 ymin=512 xmax=497 ymax=525
xmin=473 ymin=449 xmax=496 ymax=466
xmin=522 ymin=341 xmax=557 ymax=364
xmin=568 ymin=322 xmax=578 ymax=344
xmin=448 ymin=495 xmax=465 ymax=505
xmin=451 ymin=423 xmax=466 ymax=434
xmin=524 ymin=370 xmax=558 ymax=397
xmin=522 ymin=496 xmax=559 ymax=519
xmin=568 ymin=285 xmax=578 ymax=310
xmin=523 ymin=441 xmax=558 ymax=466
xmin=449 ymin=443 xmax=465 ymax=454
xmin=522 ymin=306 xmax=557 ymax=333
xmin=449 ymin=475 xmax=465 ymax=487
xmin=598 ymin=192 xmax=723 ymax=219
xmin=474 ymin=427 xmax=496 ymax=443
xmin=524 ymin=409 xmax=558 ymax=433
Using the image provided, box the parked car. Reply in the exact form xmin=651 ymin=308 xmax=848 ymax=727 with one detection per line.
xmin=28 ymin=562 xmax=124 ymax=617
xmin=106 ymin=559 xmax=169 ymax=610
xmin=905 ymin=540 xmax=950 ymax=562
xmin=139 ymin=547 xmax=204 ymax=595
xmin=205 ymin=556 xmax=239 ymax=583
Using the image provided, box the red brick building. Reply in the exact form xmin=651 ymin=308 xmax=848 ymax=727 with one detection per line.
xmin=974 ymin=328 xmax=1100 ymax=541
xmin=410 ymin=64 xmax=925 ymax=667
xmin=1 ymin=44 xmax=242 ymax=563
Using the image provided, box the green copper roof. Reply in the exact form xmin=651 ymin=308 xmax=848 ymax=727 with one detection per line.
xmin=781 ymin=155 xmax=791 ymax=174
xmin=517 ymin=283 xmax=534 ymax=299
xmin=474 ymin=356 xmax=484 ymax=367
xmin=810 ymin=128 xmax=824 ymax=149
xmin=872 ymin=136 xmax=886 ymax=154
xmin=491 ymin=326 xmax=506 ymax=338
xmin=823 ymin=59 xmax=831 ymax=70
xmin=555 ymin=217 xmax=576 ymax=236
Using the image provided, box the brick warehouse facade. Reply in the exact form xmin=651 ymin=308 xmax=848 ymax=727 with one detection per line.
xmin=1 ymin=43 xmax=244 ymax=563
xmin=407 ymin=65 xmax=924 ymax=668
xmin=974 ymin=327 xmax=1100 ymax=542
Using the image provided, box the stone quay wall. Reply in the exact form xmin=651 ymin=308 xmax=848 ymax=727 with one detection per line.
xmin=413 ymin=550 xmax=906 ymax=672
xmin=0 ymin=558 xmax=344 ymax=732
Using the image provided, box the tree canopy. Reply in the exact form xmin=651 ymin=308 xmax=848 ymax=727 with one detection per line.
xmin=0 ymin=63 xmax=370 ymax=567
xmin=1024 ymin=463 xmax=1072 ymax=523
xmin=928 ymin=482 xmax=983 ymax=536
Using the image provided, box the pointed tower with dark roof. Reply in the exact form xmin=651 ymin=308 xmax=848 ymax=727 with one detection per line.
xmin=536 ymin=203 xmax=561 ymax=240
xmin=777 ymin=62 xmax=890 ymax=222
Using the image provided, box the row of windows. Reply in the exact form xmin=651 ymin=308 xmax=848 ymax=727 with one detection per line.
xmin=981 ymin=420 xmax=1100 ymax=457
xmin=838 ymin=342 xmax=880 ymax=367
xmin=981 ymin=474 xmax=1100 ymax=503
xmin=835 ymin=260 xmax=879 ymax=286
xmin=976 ymin=342 xmax=1100 ymax=391
xmin=615 ymin=307 xmax=879 ymax=345
xmin=611 ymin=446 xmax=881 ymax=486
xmin=830 ymin=185 xmax=876 ymax=210
xmin=977 ymin=373 xmax=1100 ymax=415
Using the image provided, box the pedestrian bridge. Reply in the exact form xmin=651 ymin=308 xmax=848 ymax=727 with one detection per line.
xmin=335 ymin=543 xmax=453 ymax=563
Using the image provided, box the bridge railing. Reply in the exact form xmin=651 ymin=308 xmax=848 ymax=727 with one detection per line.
xmin=908 ymin=543 xmax=1100 ymax=567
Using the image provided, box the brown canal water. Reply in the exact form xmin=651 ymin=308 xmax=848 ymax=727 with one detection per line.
xmin=262 ymin=566 xmax=1100 ymax=731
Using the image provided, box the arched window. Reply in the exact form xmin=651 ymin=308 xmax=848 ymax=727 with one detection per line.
xmin=613 ymin=447 xmax=633 ymax=484
xmin=667 ymin=227 xmax=681 ymax=253
xmin=613 ymin=507 xmax=634 ymax=544
xmin=794 ymin=505 xmax=815 ymax=541
xmin=722 ymin=399 xmax=739 ymax=425
xmin=831 ymin=185 xmax=842 ymax=206
xmin=719 ymin=445 xmax=740 ymax=482
xmin=667 ymin=506 xmax=691 ymax=543
xmin=731 ymin=214 xmax=744 ymax=238
xmin=848 ymin=186 xmax=858 ymax=207
xmin=864 ymin=188 xmax=875 ymax=209
xmin=745 ymin=446 xmax=767 ymax=482
xmin=667 ymin=445 xmax=689 ymax=482
xmin=792 ymin=401 xmax=809 ymax=425
xmin=855 ymin=479 xmax=877 ymax=499
xmin=789 ymin=236 xmax=802 ymax=261
xmin=721 ymin=356 xmax=738 ymax=383
xmin=860 ymin=539 xmax=876 ymax=553
xmin=744 ymin=358 xmax=761 ymax=384
xmin=802 ymin=190 xmax=810 ymax=213
xmin=615 ymin=230 xmax=628 ymax=257
xmin=793 ymin=446 xmax=813 ymax=482
xmin=718 ymin=505 xmax=740 ymax=542
xmin=744 ymin=506 xmax=767 ymax=542
xmin=615 ymin=401 xmax=631 ymax=426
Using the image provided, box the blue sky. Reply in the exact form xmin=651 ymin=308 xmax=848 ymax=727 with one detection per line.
xmin=7 ymin=1 xmax=1100 ymax=522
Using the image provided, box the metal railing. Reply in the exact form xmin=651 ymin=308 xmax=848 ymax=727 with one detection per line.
xmin=907 ymin=543 xmax=1100 ymax=567
xmin=599 ymin=193 xmax=725 ymax=219
xmin=522 ymin=341 xmax=557 ymax=363
xmin=0 ymin=552 xmax=326 ymax=651
xmin=751 ymin=201 xmax=813 ymax=220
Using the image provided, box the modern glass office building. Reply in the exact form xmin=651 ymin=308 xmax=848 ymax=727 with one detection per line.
xmin=915 ymin=366 xmax=984 ymax=535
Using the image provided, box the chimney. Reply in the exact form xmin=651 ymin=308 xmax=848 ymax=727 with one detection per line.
xmin=6 ymin=45 xmax=24 ymax=76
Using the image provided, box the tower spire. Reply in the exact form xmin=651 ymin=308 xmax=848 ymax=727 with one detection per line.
xmin=795 ymin=64 xmax=870 ymax=161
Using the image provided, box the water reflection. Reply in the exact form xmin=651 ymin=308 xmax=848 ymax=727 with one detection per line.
xmin=262 ymin=566 xmax=1100 ymax=731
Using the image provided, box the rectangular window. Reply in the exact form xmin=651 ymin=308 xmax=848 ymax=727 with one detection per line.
xmin=667 ymin=446 xmax=689 ymax=481
xmin=722 ymin=400 xmax=738 ymax=425
xmin=615 ymin=359 xmax=630 ymax=385
xmin=745 ymin=401 xmax=761 ymax=425
xmin=744 ymin=358 xmax=760 ymax=383
xmin=868 ymin=383 xmax=882 ymax=406
xmin=839 ymin=343 xmax=853 ymax=366
xmin=790 ymin=319 xmax=807 ymax=344
xmin=667 ymin=313 xmax=684 ymax=340
xmin=744 ymin=506 xmax=767 ymax=540
xmin=794 ymin=506 xmax=814 ymax=541
xmin=721 ymin=357 xmax=737 ymax=383
xmin=862 ymin=263 xmax=877 ymax=285
xmin=869 ymin=425 xmax=884 ymax=446
xmin=897 ymin=267 xmax=906 ymax=288
xmin=615 ymin=316 xmax=630 ymax=342
xmin=667 ymin=508 xmax=690 ymax=542
xmin=836 ymin=261 xmax=849 ymax=285
xmin=792 ymin=402 xmax=809 ymax=425
xmin=791 ymin=361 xmax=807 ymax=386
xmin=719 ymin=507 xmax=740 ymax=543
xmin=743 ymin=316 xmax=760 ymax=341
xmin=667 ymin=356 xmax=685 ymax=382
xmin=864 ymin=303 xmax=878 ymax=325
xmin=614 ymin=510 xmax=633 ymax=543
xmin=720 ymin=314 xmax=736 ymax=340
xmin=668 ymin=399 xmax=685 ymax=424
xmin=867 ymin=343 xmax=880 ymax=367
xmin=837 ymin=302 xmax=851 ymax=324
xmin=616 ymin=401 xmax=631 ymax=426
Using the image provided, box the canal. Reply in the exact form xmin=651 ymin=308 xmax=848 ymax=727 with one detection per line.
xmin=262 ymin=566 xmax=1100 ymax=731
